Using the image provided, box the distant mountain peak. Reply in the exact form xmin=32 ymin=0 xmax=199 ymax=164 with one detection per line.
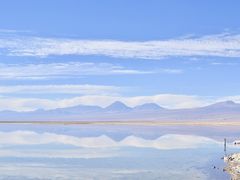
xmin=134 ymin=103 xmax=164 ymax=111
xmin=105 ymin=101 xmax=131 ymax=111
xmin=223 ymin=100 xmax=237 ymax=105
xmin=203 ymin=100 xmax=240 ymax=110
xmin=46 ymin=104 xmax=102 ymax=114
xmin=211 ymin=100 xmax=238 ymax=107
xmin=108 ymin=101 xmax=126 ymax=106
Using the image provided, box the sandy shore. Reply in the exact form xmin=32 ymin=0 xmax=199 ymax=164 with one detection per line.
xmin=224 ymin=153 xmax=240 ymax=180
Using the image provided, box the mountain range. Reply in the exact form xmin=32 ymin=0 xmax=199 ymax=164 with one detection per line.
xmin=1 ymin=100 xmax=240 ymax=121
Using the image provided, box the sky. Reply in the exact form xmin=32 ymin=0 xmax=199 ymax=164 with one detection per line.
xmin=0 ymin=0 xmax=240 ymax=111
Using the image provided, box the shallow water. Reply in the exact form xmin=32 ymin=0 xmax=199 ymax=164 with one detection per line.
xmin=0 ymin=124 xmax=238 ymax=179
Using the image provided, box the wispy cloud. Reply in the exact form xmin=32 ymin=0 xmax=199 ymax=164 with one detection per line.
xmin=0 ymin=62 xmax=152 ymax=79
xmin=211 ymin=62 xmax=237 ymax=66
xmin=0 ymin=84 xmax=121 ymax=95
xmin=1 ymin=33 xmax=240 ymax=59
xmin=159 ymin=68 xmax=183 ymax=74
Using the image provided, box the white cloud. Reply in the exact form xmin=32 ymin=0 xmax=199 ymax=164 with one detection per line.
xmin=217 ymin=95 xmax=240 ymax=103
xmin=159 ymin=69 xmax=183 ymax=74
xmin=1 ymin=33 xmax=240 ymax=59
xmin=0 ymin=84 xmax=121 ymax=95
xmin=0 ymin=62 xmax=152 ymax=79
xmin=121 ymin=94 xmax=213 ymax=108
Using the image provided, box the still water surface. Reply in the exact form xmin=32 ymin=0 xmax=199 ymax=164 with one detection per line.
xmin=0 ymin=124 xmax=238 ymax=179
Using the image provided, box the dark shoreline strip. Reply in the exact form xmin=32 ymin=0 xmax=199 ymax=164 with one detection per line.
xmin=0 ymin=121 xmax=240 ymax=126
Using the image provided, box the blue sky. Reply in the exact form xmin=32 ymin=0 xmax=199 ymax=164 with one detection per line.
xmin=0 ymin=0 xmax=240 ymax=111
